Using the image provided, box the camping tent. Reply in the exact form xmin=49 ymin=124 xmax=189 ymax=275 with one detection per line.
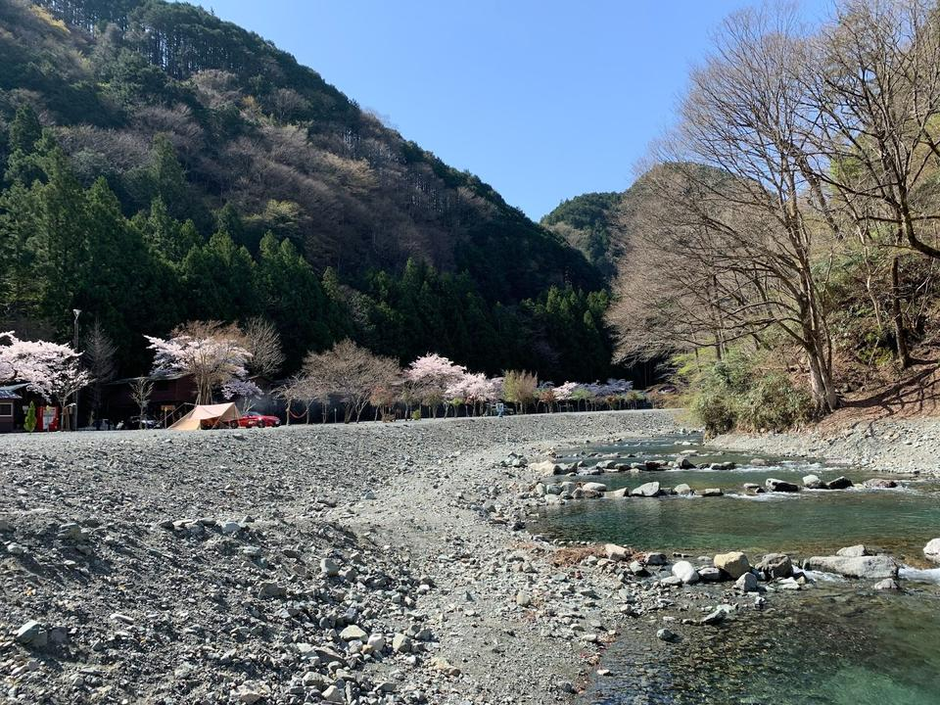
xmin=169 ymin=402 xmax=241 ymax=431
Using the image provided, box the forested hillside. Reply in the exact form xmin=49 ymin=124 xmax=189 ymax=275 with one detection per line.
xmin=0 ymin=0 xmax=615 ymax=381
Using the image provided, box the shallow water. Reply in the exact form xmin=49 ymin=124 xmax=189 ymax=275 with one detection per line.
xmin=540 ymin=434 xmax=940 ymax=705
xmin=541 ymin=434 xmax=940 ymax=561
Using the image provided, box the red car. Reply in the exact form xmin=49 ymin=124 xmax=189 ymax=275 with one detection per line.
xmin=238 ymin=411 xmax=281 ymax=428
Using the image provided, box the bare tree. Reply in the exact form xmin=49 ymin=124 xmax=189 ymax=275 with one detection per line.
xmin=241 ymin=317 xmax=285 ymax=380
xmin=129 ymin=377 xmax=153 ymax=429
xmin=83 ymin=319 xmax=117 ymax=425
xmin=302 ymin=339 xmax=401 ymax=422
xmin=635 ymin=6 xmax=841 ymax=412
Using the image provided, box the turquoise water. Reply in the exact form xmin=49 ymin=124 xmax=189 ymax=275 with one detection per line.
xmin=541 ymin=434 xmax=940 ymax=705
xmin=542 ymin=435 xmax=940 ymax=561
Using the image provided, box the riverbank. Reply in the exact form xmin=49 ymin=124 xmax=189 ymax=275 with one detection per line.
xmin=715 ymin=415 xmax=940 ymax=476
xmin=0 ymin=410 xmax=680 ymax=704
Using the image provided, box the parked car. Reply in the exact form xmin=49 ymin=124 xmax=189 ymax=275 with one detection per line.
xmin=238 ymin=411 xmax=281 ymax=428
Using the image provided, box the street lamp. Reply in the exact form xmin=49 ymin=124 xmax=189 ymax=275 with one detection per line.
xmin=72 ymin=308 xmax=81 ymax=431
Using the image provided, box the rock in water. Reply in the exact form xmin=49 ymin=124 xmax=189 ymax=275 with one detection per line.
xmin=765 ymin=478 xmax=799 ymax=492
xmin=673 ymin=483 xmax=694 ymax=495
xmin=864 ymin=478 xmax=897 ymax=489
xmin=756 ymin=553 xmax=793 ymax=579
xmin=672 ymin=560 xmax=700 ymax=584
xmin=803 ymin=555 xmax=898 ymax=579
xmin=924 ymin=538 xmax=940 ymax=564
xmin=713 ymin=551 xmax=750 ymax=579
xmin=837 ymin=544 xmax=869 ymax=558
xmin=827 ymin=476 xmax=854 ymax=490
xmin=700 ymin=487 xmax=723 ymax=497
xmin=873 ymin=578 xmax=901 ymax=591
xmin=631 ymin=481 xmax=661 ymax=497
xmin=676 ymin=456 xmax=696 ymax=469
xmin=802 ymin=474 xmax=825 ymax=489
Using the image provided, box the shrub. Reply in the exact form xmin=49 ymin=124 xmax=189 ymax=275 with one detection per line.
xmin=24 ymin=401 xmax=37 ymax=432
xmin=681 ymin=348 xmax=813 ymax=435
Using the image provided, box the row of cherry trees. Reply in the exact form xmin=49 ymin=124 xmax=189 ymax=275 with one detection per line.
xmin=0 ymin=321 xmax=640 ymax=429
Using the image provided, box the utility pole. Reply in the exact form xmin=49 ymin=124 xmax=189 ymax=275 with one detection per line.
xmin=72 ymin=308 xmax=81 ymax=431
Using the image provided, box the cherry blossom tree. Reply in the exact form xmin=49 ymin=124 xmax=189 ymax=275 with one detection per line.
xmin=145 ymin=321 xmax=252 ymax=404
xmin=0 ymin=332 xmax=93 ymax=430
xmin=405 ymin=353 xmax=467 ymax=418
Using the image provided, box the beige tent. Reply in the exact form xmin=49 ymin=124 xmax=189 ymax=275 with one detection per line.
xmin=169 ymin=402 xmax=241 ymax=431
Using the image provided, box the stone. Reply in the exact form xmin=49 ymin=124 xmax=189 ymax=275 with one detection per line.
xmin=220 ymin=520 xmax=242 ymax=535
xmin=367 ymin=633 xmax=386 ymax=652
xmin=321 ymin=685 xmax=345 ymax=703
xmin=676 ymin=456 xmax=697 ymax=469
xmin=628 ymin=560 xmax=649 ymax=576
xmin=924 ymin=538 xmax=940 ymax=564
xmin=750 ymin=458 xmax=769 ymax=466
xmin=672 ymin=560 xmax=699 ymax=584
xmin=320 ymin=557 xmax=340 ymax=576
xmin=827 ymin=476 xmax=854 ymax=490
xmin=756 ymin=553 xmax=793 ymax=579
xmin=765 ymin=478 xmax=799 ymax=492
xmin=700 ymin=487 xmax=723 ymax=497
xmin=392 ymin=633 xmax=412 ymax=653
xmin=257 ymin=582 xmax=287 ymax=599
xmin=531 ymin=460 xmax=562 ymax=475
xmin=698 ymin=566 xmax=722 ymax=582
xmin=645 ymin=552 xmax=667 ymax=565
xmin=429 ymin=656 xmax=461 ymax=676
xmin=645 ymin=461 xmax=664 ymax=471
xmin=15 ymin=620 xmax=45 ymax=647
xmin=837 ymin=544 xmax=869 ymax=558
xmin=606 ymin=487 xmax=630 ymax=498
xmin=339 ymin=624 xmax=368 ymax=641
xmin=802 ymin=474 xmax=825 ymax=489
xmin=735 ymin=572 xmax=758 ymax=592
xmin=582 ymin=482 xmax=607 ymax=493
xmin=516 ymin=591 xmax=532 ymax=607
xmin=713 ymin=551 xmax=751 ymax=579
xmin=657 ymin=628 xmax=680 ymax=642
xmin=864 ymin=478 xmax=897 ymax=489
xmin=659 ymin=575 xmax=683 ymax=587
xmin=742 ymin=483 xmax=765 ymax=494
xmin=873 ymin=578 xmax=901 ymax=591
xmin=803 ymin=555 xmax=898 ymax=579
xmin=702 ymin=607 xmax=729 ymax=625
xmin=604 ymin=543 xmax=630 ymax=562
xmin=631 ymin=481 xmax=661 ymax=497
xmin=673 ymin=483 xmax=694 ymax=495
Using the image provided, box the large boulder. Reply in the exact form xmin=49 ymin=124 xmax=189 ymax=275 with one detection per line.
xmin=827 ymin=476 xmax=854 ymax=490
xmin=671 ymin=560 xmax=700 ymax=584
xmin=713 ymin=551 xmax=751 ymax=580
xmin=735 ymin=572 xmax=758 ymax=592
xmin=803 ymin=555 xmax=898 ymax=579
xmin=924 ymin=538 xmax=940 ymax=564
xmin=802 ymin=474 xmax=825 ymax=489
xmin=581 ymin=482 xmax=608 ymax=494
xmin=700 ymin=487 xmax=723 ymax=497
xmin=863 ymin=478 xmax=897 ymax=489
xmin=756 ymin=553 xmax=793 ymax=579
xmin=644 ymin=461 xmax=665 ymax=471
xmin=676 ymin=456 xmax=697 ymax=469
xmin=765 ymin=478 xmax=799 ymax=493
xmin=673 ymin=483 xmax=694 ymax=495
xmin=631 ymin=481 xmax=661 ymax=497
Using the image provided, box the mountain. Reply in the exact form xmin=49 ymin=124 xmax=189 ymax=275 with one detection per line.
xmin=0 ymin=0 xmax=615 ymax=380
xmin=541 ymin=191 xmax=622 ymax=279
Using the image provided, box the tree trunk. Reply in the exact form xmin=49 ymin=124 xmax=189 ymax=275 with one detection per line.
xmin=891 ymin=253 xmax=911 ymax=368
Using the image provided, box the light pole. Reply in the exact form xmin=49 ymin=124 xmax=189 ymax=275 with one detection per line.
xmin=72 ymin=308 xmax=81 ymax=431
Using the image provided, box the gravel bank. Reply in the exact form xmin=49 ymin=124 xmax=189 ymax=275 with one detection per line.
xmin=715 ymin=416 xmax=940 ymax=475
xmin=0 ymin=410 xmax=680 ymax=705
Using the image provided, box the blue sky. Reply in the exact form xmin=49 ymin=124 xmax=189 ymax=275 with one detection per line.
xmin=190 ymin=1 xmax=831 ymax=219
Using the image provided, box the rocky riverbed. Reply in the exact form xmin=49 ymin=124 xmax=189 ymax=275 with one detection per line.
xmin=715 ymin=416 xmax=940 ymax=476
xmin=1 ymin=410 xmax=687 ymax=705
